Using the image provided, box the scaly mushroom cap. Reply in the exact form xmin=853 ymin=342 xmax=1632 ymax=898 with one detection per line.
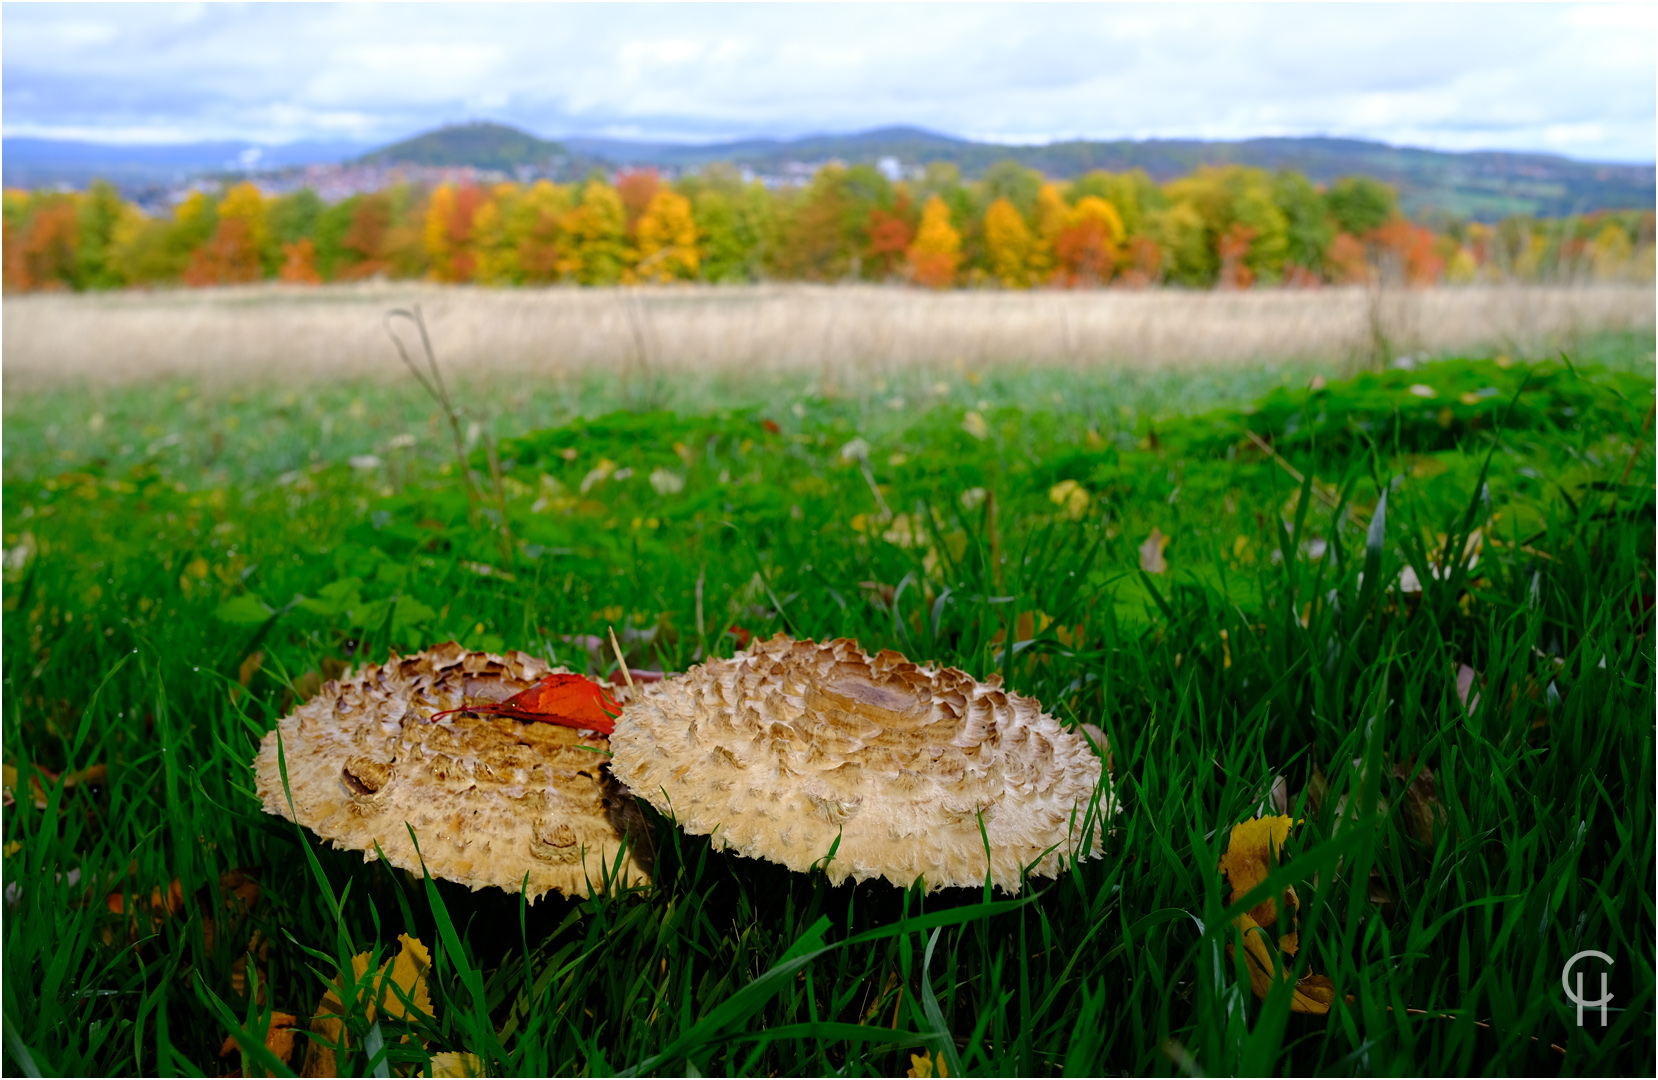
xmin=610 ymin=634 xmax=1111 ymax=892
xmin=252 ymin=642 xmax=650 ymax=901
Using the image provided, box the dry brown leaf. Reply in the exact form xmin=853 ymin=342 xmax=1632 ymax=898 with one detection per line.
xmin=1393 ymin=760 xmax=1449 ymax=850
xmin=1139 ymin=528 xmax=1170 ymax=574
xmin=218 ymin=1011 xmax=299 ymax=1077
xmin=3 ymin=761 xmax=108 ymax=810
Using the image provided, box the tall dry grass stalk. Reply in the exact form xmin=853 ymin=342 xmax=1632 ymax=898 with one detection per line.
xmin=3 ymin=282 xmax=1651 ymax=393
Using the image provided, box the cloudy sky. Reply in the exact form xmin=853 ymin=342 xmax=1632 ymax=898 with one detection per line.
xmin=3 ymin=2 xmax=1653 ymax=161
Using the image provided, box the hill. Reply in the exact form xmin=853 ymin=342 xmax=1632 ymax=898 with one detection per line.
xmin=566 ymin=125 xmax=1655 ymax=221
xmin=353 ymin=121 xmax=565 ymax=170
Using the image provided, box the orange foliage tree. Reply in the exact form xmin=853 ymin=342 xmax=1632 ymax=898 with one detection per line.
xmin=1052 ymin=196 xmax=1124 ymax=286
xmin=185 ymin=183 xmax=267 ymax=287
xmin=865 ymin=191 xmax=915 ymax=280
xmin=615 ymin=170 xmax=661 ymax=238
xmin=1325 ymin=232 xmax=1369 ymax=283
xmin=278 ymin=239 xmax=322 ymax=284
xmin=1369 ymin=219 xmax=1444 ymax=285
xmin=906 ymin=195 xmax=961 ymax=288
xmin=5 ymin=197 xmax=80 ymax=291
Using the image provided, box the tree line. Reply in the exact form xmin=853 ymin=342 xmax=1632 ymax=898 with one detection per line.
xmin=3 ymin=160 xmax=1652 ymax=293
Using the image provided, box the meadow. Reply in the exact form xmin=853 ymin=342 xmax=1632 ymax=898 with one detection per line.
xmin=1 ymin=291 xmax=1653 ymax=1076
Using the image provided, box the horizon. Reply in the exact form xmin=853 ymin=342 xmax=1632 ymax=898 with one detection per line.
xmin=8 ymin=121 xmax=1655 ymax=170
xmin=3 ymin=3 xmax=1653 ymax=165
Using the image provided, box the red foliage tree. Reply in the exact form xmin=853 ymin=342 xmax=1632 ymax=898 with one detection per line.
xmin=183 ymin=217 xmax=262 ymax=286
xmin=865 ymin=192 xmax=916 ymax=280
xmin=1214 ymin=222 xmax=1256 ymax=289
xmin=337 ymin=195 xmax=392 ymax=280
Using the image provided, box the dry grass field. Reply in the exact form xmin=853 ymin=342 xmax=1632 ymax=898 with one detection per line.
xmin=3 ymin=281 xmax=1651 ymax=393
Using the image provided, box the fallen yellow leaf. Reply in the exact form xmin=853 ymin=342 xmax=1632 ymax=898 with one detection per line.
xmin=428 ymin=1051 xmax=485 ymax=1077
xmin=306 ymin=934 xmax=434 ymax=1077
xmin=907 ymin=1050 xmax=949 ymax=1077
xmin=1220 ymin=815 xmax=1334 ymax=1014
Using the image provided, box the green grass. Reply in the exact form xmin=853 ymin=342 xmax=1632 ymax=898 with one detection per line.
xmin=3 ymin=330 xmax=1653 ymax=1076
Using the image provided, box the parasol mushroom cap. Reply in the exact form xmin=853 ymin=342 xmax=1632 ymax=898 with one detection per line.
xmin=252 ymin=642 xmax=650 ymax=901
xmin=610 ymin=634 xmax=1113 ymax=892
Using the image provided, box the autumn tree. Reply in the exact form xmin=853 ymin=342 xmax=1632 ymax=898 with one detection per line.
xmin=75 ymin=181 xmax=130 ymax=289
xmin=906 ymin=194 xmax=960 ymax=288
xmin=184 ymin=184 xmax=266 ymax=286
xmin=1070 ymin=169 xmax=1162 ymax=238
xmin=1162 ymin=166 xmax=1288 ymax=285
xmin=423 ymin=182 xmax=489 ymax=283
xmin=336 ymin=192 xmax=393 ymax=280
xmin=1147 ymin=200 xmax=1209 ymax=285
xmin=776 ymin=166 xmax=857 ymax=281
xmin=1369 ymin=219 xmax=1444 ymax=285
xmin=278 ymin=239 xmax=322 ymax=284
xmin=1269 ymin=170 xmax=1332 ymax=279
xmin=984 ymin=196 xmax=1036 ymax=287
xmin=635 ymin=188 xmax=699 ymax=281
xmin=1326 ymin=176 xmax=1397 ymax=237
xmin=865 ymin=189 xmax=916 ymax=280
xmin=5 ymin=194 xmax=79 ymax=291
xmin=981 ymin=160 xmax=1044 ymax=220
xmin=1052 ymin=196 xmax=1125 ymax=286
xmin=268 ymin=188 xmax=323 ymax=273
xmin=470 ymin=183 xmax=522 ymax=285
xmin=508 ymin=180 xmax=571 ymax=283
xmin=615 ymin=169 xmax=662 ymax=237
xmin=562 ymin=178 xmax=627 ymax=285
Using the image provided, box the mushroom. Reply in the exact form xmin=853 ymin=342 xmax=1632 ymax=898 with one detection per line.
xmin=252 ymin=642 xmax=651 ymax=901
xmin=610 ymin=634 xmax=1112 ymax=892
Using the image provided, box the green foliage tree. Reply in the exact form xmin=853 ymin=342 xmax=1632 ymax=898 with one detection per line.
xmin=1271 ymin=171 xmax=1334 ymax=276
xmin=981 ymin=160 xmax=1044 ymax=220
xmin=312 ymin=195 xmax=361 ymax=281
xmin=1326 ymin=176 xmax=1397 ymax=236
xmin=268 ymin=189 xmax=324 ymax=274
xmin=74 ymin=181 xmax=127 ymax=289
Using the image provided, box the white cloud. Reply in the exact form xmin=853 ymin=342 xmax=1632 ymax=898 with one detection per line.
xmin=1 ymin=2 xmax=1651 ymax=161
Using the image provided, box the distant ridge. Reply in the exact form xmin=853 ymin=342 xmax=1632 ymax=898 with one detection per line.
xmin=354 ymin=121 xmax=564 ymax=170
xmin=4 ymin=121 xmax=1652 ymax=221
xmin=562 ymin=125 xmax=1656 ymax=221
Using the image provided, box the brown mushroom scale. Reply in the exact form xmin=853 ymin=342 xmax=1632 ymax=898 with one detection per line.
xmin=610 ymin=634 xmax=1111 ymax=892
xmin=252 ymin=642 xmax=650 ymax=901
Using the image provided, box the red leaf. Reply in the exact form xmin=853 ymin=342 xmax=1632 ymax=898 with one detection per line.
xmin=431 ymin=674 xmax=622 ymax=735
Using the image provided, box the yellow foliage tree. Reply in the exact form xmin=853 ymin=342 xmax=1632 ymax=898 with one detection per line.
xmin=508 ymin=180 xmax=571 ymax=283
xmin=634 ymin=189 xmax=699 ymax=282
xmin=561 ymin=180 xmax=627 ymax=285
xmin=984 ymin=197 xmax=1035 ymax=288
xmin=906 ymin=195 xmax=960 ymax=288
xmin=471 ymin=183 xmax=517 ymax=285
xmin=423 ymin=184 xmax=457 ymax=280
xmin=217 ymin=182 xmax=269 ymax=256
